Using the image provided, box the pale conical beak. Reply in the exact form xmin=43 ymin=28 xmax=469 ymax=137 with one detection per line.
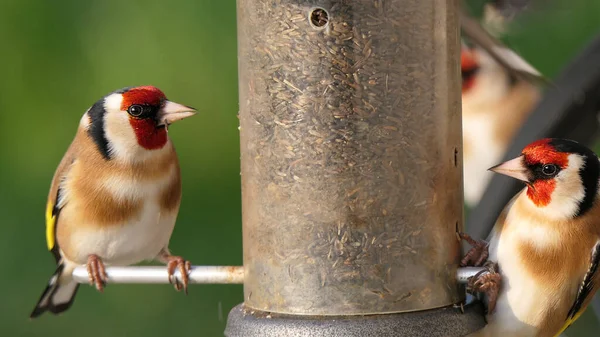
xmin=158 ymin=100 xmax=196 ymax=126
xmin=488 ymin=155 xmax=530 ymax=182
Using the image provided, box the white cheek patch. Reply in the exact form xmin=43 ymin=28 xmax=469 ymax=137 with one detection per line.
xmin=548 ymin=154 xmax=585 ymax=219
xmin=103 ymin=93 xmax=124 ymax=111
xmin=103 ymin=93 xmax=139 ymax=160
xmin=80 ymin=110 xmax=91 ymax=128
xmin=525 ymin=154 xmax=585 ymax=220
xmin=101 ymin=93 xmax=171 ymax=162
xmin=104 ymin=110 xmax=139 ymax=160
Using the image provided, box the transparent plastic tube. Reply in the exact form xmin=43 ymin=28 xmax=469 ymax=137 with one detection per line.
xmin=237 ymin=0 xmax=463 ymax=315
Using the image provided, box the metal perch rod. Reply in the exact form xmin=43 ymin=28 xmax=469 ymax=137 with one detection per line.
xmin=72 ymin=266 xmax=245 ymax=284
xmin=72 ymin=266 xmax=484 ymax=285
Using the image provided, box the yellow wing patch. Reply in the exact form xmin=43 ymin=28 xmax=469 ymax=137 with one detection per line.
xmin=45 ymin=201 xmax=56 ymax=251
xmin=554 ymin=310 xmax=585 ymax=337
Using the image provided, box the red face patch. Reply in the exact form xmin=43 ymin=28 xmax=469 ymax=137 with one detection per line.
xmin=120 ymin=86 xmax=166 ymax=110
xmin=121 ymin=86 xmax=168 ymax=150
xmin=522 ymin=138 xmax=569 ymax=168
xmin=461 ymin=49 xmax=477 ymax=70
xmin=527 ymin=179 xmax=555 ymax=207
xmin=522 ymin=138 xmax=569 ymax=207
xmin=461 ymin=49 xmax=478 ymax=93
xmin=129 ymin=118 xmax=167 ymax=150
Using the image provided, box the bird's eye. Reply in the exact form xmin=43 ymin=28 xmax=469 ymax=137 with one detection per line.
xmin=128 ymin=105 xmax=144 ymax=117
xmin=542 ymin=164 xmax=558 ymax=176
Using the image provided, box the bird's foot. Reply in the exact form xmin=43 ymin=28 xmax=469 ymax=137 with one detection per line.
xmin=467 ymin=261 xmax=502 ymax=313
xmin=165 ymin=255 xmax=192 ymax=294
xmin=86 ymin=254 xmax=108 ymax=292
xmin=457 ymin=232 xmax=490 ymax=267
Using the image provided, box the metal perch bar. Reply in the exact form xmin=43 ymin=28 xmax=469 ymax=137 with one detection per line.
xmin=456 ymin=267 xmax=487 ymax=283
xmin=72 ymin=266 xmax=245 ymax=284
xmin=72 ymin=266 xmax=483 ymax=285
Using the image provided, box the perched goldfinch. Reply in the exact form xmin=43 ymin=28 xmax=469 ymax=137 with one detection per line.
xmin=461 ymin=44 xmax=541 ymax=206
xmin=460 ymin=2 xmax=544 ymax=207
xmin=460 ymin=138 xmax=600 ymax=337
xmin=29 ymin=86 xmax=196 ymax=318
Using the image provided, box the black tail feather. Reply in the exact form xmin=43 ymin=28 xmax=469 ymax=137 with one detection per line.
xmin=30 ymin=263 xmax=80 ymax=319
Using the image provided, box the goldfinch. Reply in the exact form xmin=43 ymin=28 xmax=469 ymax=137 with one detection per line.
xmin=461 ymin=43 xmax=541 ymax=206
xmin=29 ymin=86 xmax=196 ymax=318
xmin=460 ymin=138 xmax=600 ymax=337
xmin=460 ymin=3 xmax=544 ymax=206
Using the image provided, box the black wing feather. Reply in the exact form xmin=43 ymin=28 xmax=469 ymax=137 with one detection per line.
xmin=567 ymin=240 xmax=600 ymax=319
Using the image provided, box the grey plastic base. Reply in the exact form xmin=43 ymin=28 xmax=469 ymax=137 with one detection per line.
xmin=224 ymin=301 xmax=486 ymax=337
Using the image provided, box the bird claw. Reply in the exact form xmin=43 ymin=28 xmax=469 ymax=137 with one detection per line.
xmin=458 ymin=232 xmax=490 ymax=267
xmin=86 ymin=254 xmax=108 ymax=292
xmin=467 ymin=261 xmax=502 ymax=313
xmin=166 ymin=256 xmax=192 ymax=294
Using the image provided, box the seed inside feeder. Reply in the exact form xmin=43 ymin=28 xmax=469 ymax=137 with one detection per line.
xmin=237 ymin=0 xmax=464 ymax=316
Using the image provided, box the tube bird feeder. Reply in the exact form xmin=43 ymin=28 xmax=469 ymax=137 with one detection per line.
xmin=226 ymin=0 xmax=485 ymax=335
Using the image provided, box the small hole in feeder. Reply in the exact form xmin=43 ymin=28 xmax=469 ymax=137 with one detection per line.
xmin=309 ymin=8 xmax=329 ymax=28
xmin=454 ymin=147 xmax=458 ymax=167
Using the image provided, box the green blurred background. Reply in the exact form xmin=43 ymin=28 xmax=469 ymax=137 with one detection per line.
xmin=0 ymin=0 xmax=598 ymax=336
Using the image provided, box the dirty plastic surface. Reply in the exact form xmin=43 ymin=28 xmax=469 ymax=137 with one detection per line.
xmin=237 ymin=0 xmax=463 ymax=315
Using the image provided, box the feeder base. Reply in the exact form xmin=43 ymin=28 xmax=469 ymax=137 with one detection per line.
xmin=224 ymin=301 xmax=486 ymax=337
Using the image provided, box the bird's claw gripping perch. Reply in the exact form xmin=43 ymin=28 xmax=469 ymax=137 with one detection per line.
xmin=86 ymin=254 xmax=108 ymax=292
xmin=458 ymin=232 xmax=490 ymax=267
xmin=457 ymin=232 xmax=502 ymax=313
xmin=467 ymin=261 xmax=502 ymax=313
xmin=166 ymin=256 xmax=192 ymax=294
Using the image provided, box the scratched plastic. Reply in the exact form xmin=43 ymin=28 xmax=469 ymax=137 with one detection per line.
xmin=237 ymin=0 xmax=464 ymax=315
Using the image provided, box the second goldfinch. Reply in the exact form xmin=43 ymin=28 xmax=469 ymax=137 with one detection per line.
xmin=461 ymin=44 xmax=541 ymax=206
xmin=460 ymin=1 xmax=546 ymax=207
xmin=30 ymin=86 xmax=196 ymax=318
xmin=460 ymin=138 xmax=600 ymax=337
